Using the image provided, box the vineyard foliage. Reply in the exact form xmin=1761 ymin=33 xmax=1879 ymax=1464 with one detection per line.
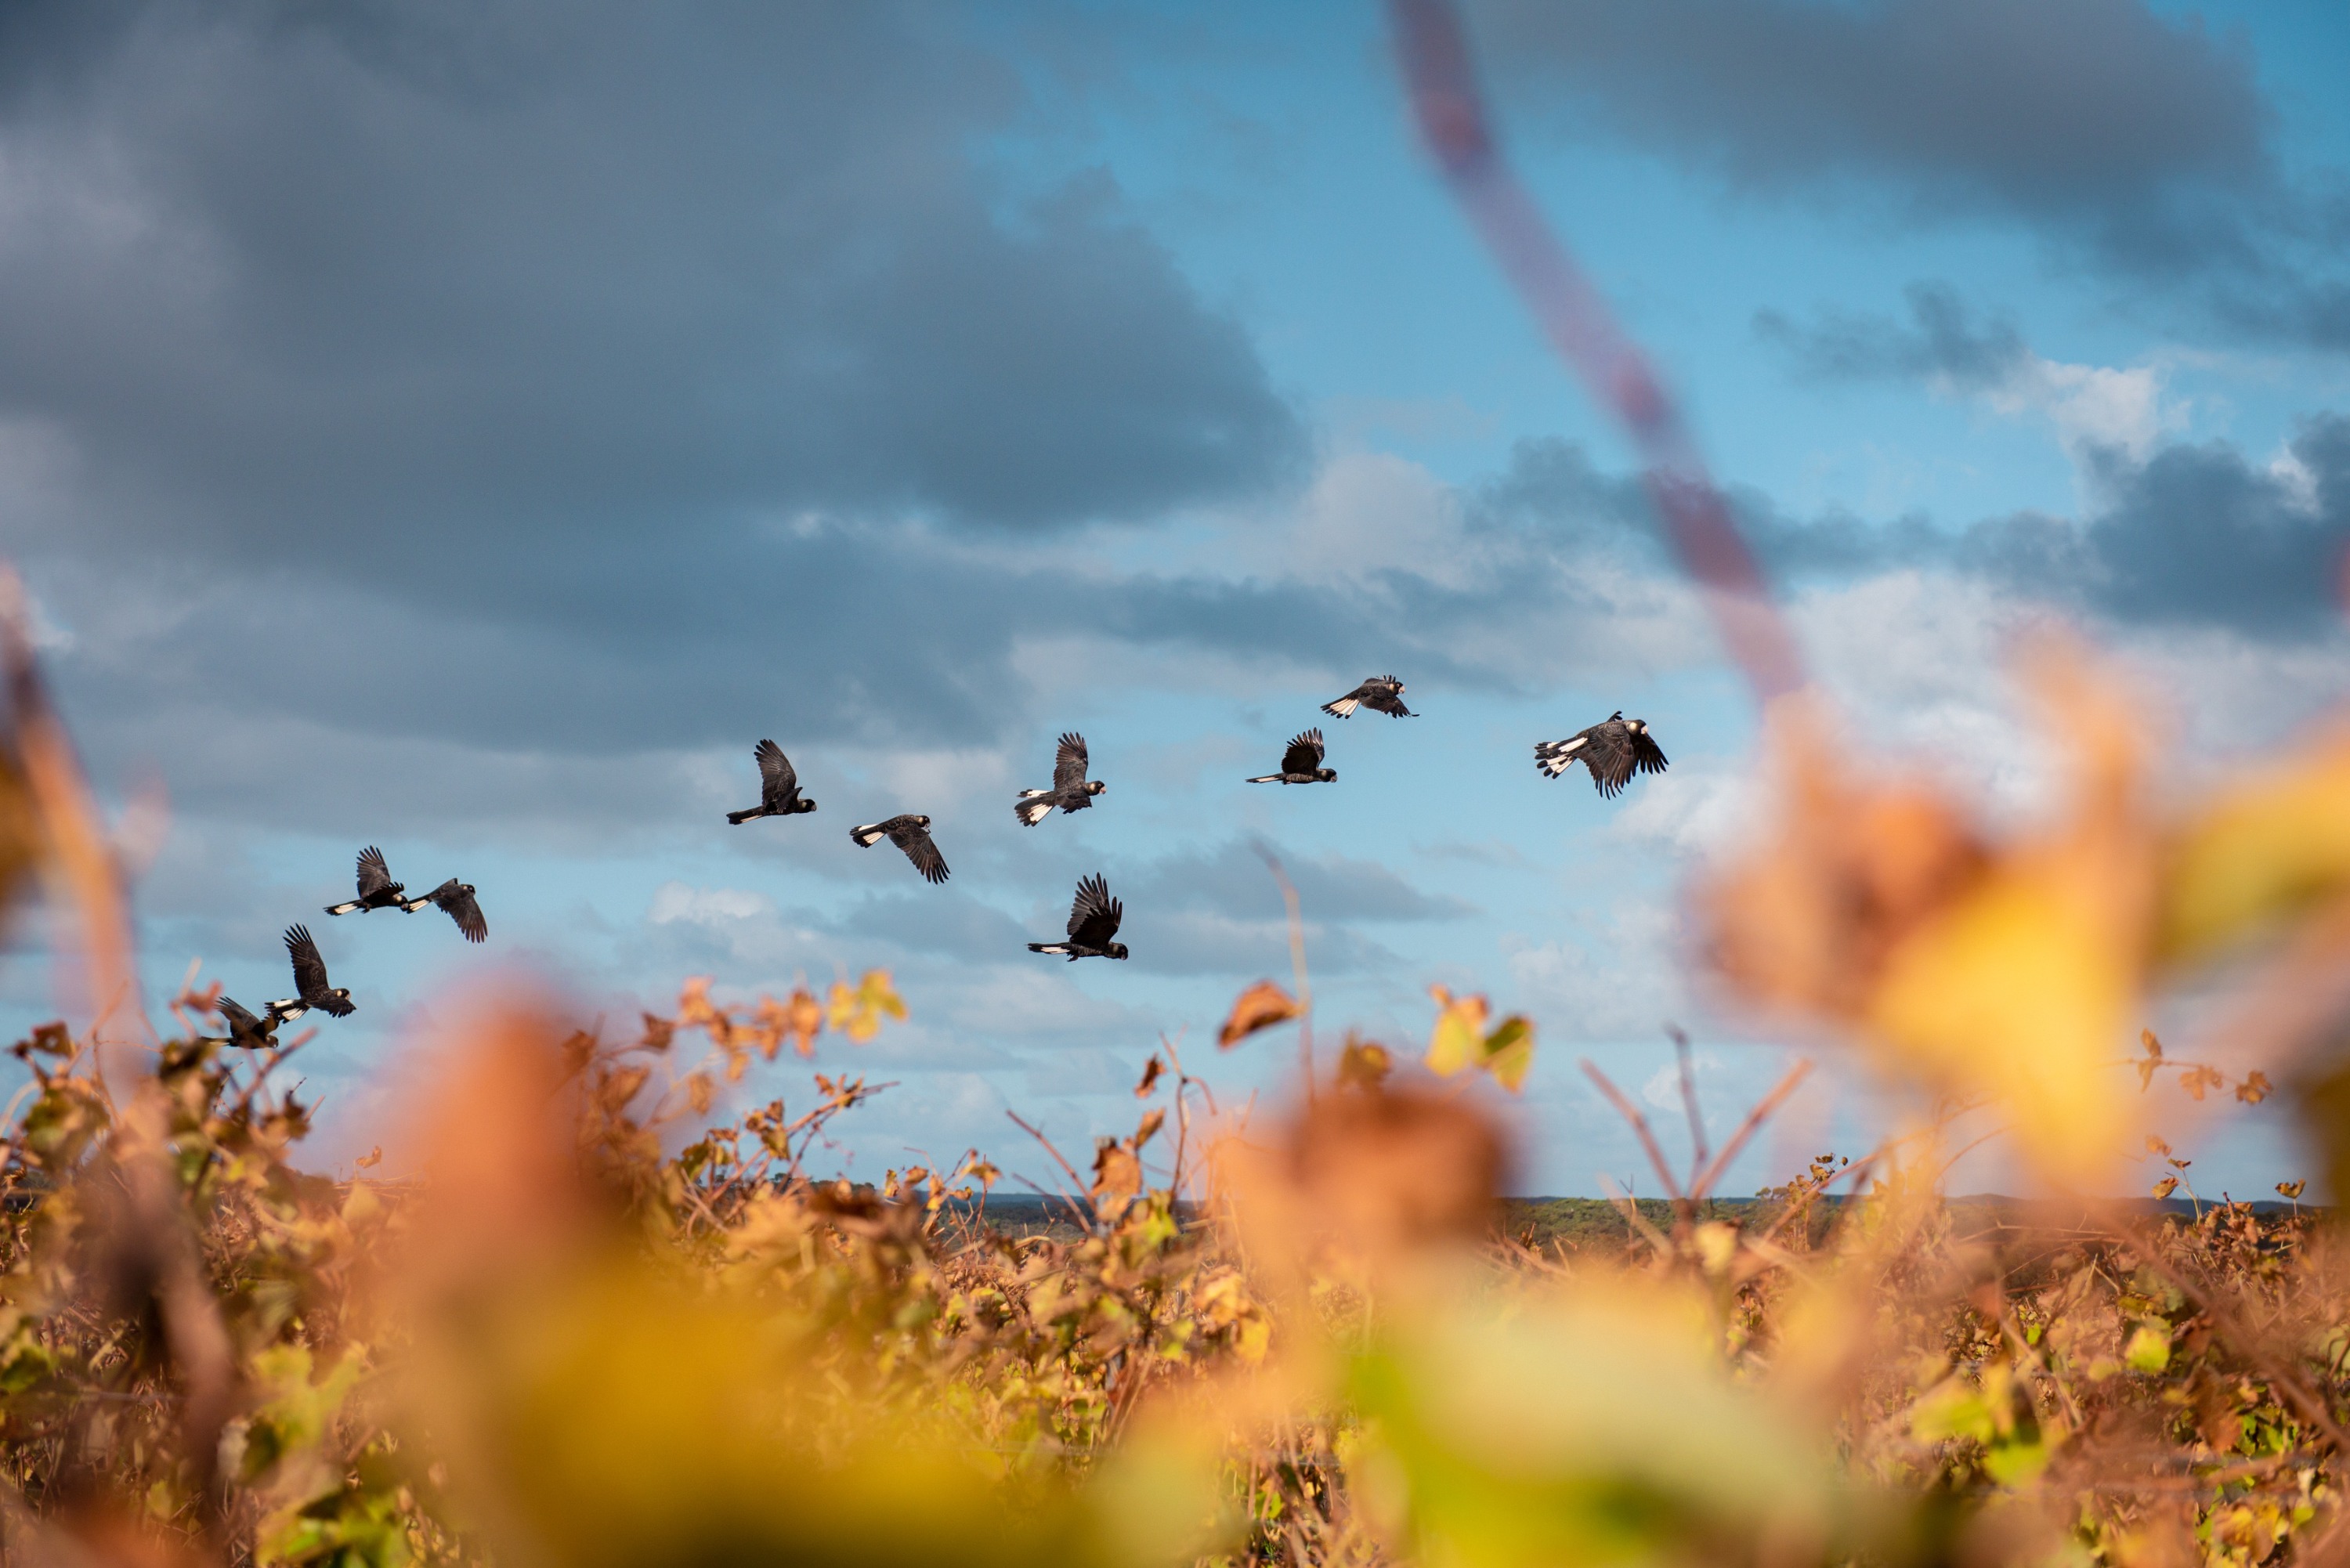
xmin=0 ymin=619 xmax=2348 ymax=1567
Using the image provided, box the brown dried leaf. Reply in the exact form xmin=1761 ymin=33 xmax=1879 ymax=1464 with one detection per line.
xmin=1133 ymin=1054 xmax=1165 ymax=1097
xmin=354 ymin=1145 xmax=384 ymax=1170
xmin=598 ymin=1064 xmax=651 ymax=1113
xmin=1134 ymin=1108 xmax=1166 ymax=1148
xmin=2236 ymin=1071 xmax=2272 ymax=1105
xmin=1090 ymin=1138 xmax=1142 ymax=1201
xmin=2152 ymin=1176 xmax=2179 ymax=1199
xmin=1218 ymin=980 xmax=1302 ymax=1049
xmin=1336 ymin=1034 xmax=1394 ymax=1091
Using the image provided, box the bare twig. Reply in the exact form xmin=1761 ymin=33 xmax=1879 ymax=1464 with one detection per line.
xmin=1580 ymin=1059 xmax=1690 ymax=1219
xmin=1690 ymin=1058 xmax=1814 ymax=1202
xmin=1001 ymin=1109 xmax=1090 ymax=1212
xmin=1667 ymin=1024 xmax=1708 ymax=1176
xmin=1256 ymin=847 xmax=1315 ymax=1098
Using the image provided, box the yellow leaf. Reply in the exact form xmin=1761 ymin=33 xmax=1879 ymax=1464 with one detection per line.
xmin=827 ymin=970 xmax=906 ymax=1044
xmin=1218 ymin=981 xmax=1302 ymax=1048
xmin=2151 ymin=1176 xmax=2178 ymax=1199
xmin=1482 ymin=1015 xmax=1535 ymax=1093
xmin=1867 ymin=859 xmax=2135 ymax=1187
xmin=2124 ymin=1321 xmax=2171 ymax=1374
xmin=2157 ymin=727 xmax=2350 ymax=965
xmin=2236 ymin=1070 xmax=2272 ymax=1105
xmin=1424 ymin=985 xmax=1490 ymax=1078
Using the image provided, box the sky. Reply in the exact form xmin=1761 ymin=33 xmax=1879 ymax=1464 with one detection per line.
xmin=0 ymin=0 xmax=2345 ymax=1200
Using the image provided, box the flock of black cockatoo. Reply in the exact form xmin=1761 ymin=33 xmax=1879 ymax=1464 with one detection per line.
xmin=201 ymin=681 xmax=1664 ymax=1044
xmin=737 ymin=677 xmax=1668 ymax=969
xmin=205 ymin=847 xmax=485 ymax=1051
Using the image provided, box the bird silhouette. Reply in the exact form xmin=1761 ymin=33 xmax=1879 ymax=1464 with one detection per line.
xmin=324 ymin=847 xmax=406 ymax=916
xmin=1015 ymin=732 xmax=1107 ymax=826
xmin=403 ymin=878 xmax=487 ymax=943
xmin=727 ymin=739 xmax=815 ymax=823
xmin=269 ymin=925 xmax=354 ymax=1021
xmin=203 ymin=995 xmax=283 ymax=1050
xmin=1535 ymin=711 xmax=1668 ymax=798
xmin=850 ymin=815 xmax=949 ymax=884
xmin=1246 ymin=728 xmax=1337 ymax=785
xmin=1028 ymin=873 xmax=1128 ymax=961
xmin=1321 ymin=675 xmax=1415 ymax=719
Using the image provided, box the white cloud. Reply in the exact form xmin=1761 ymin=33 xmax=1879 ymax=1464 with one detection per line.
xmin=1978 ymin=354 xmax=2180 ymax=464
xmin=647 ymin=881 xmax=777 ymax=927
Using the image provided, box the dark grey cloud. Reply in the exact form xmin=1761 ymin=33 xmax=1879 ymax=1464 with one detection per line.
xmin=1470 ymin=0 xmax=2265 ymax=212
xmin=1753 ymin=282 xmax=2027 ymax=390
xmin=0 ymin=0 xmax=1301 ymax=578
xmin=1488 ymin=415 xmax=2350 ymax=640
xmin=1466 ymin=0 xmax=2350 ymax=335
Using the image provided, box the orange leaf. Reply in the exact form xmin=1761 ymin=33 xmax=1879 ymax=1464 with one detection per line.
xmin=2236 ymin=1071 xmax=2272 ymax=1105
xmin=1134 ymin=1054 xmax=1165 ymax=1097
xmin=1219 ymin=981 xmax=1302 ymax=1049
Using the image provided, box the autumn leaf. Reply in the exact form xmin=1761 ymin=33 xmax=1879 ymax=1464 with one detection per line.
xmin=1425 ymin=986 xmax=1490 ymax=1078
xmin=1336 ymin=1035 xmax=1393 ymax=1091
xmin=783 ymin=986 xmax=823 ymax=1058
xmin=1425 ymin=987 xmax=1537 ymax=1094
xmin=1219 ymin=981 xmax=1303 ymax=1049
xmin=2146 ymin=1133 xmax=2171 ymax=1156
xmin=827 ymin=970 xmax=906 ymax=1044
xmin=1134 ymin=1108 xmax=1166 ymax=1148
xmin=2236 ymin=1071 xmax=2272 ymax=1104
xmin=1134 ymin=1055 xmax=1165 ymax=1097
xmin=2179 ymin=1064 xmax=2225 ymax=1102
xmin=1090 ymin=1137 xmax=1142 ymax=1201
xmin=354 ymin=1145 xmax=383 ymax=1170
xmin=2155 ymin=725 xmax=2350 ymax=964
xmin=596 ymin=1064 xmax=650 ymax=1113
xmin=685 ymin=1071 xmax=715 ymax=1116
xmin=2278 ymin=1180 xmax=2306 ymax=1199
xmin=2151 ymin=1176 xmax=2178 ymax=1199
xmin=1482 ymin=1017 xmax=1535 ymax=1093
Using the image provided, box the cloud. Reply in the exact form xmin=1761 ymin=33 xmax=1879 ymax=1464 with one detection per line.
xmin=1490 ymin=410 xmax=2350 ymax=641
xmin=1469 ymin=0 xmax=2268 ymax=233
xmin=0 ymin=3 xmax=1303 ymax=562
xmin=1468 ymin=0 xmax=2350 ymax=341
xmin=1755 ymin=284 xmax=2182 ymax=464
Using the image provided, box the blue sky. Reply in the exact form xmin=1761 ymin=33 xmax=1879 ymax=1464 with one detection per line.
xmin=0 ymin=0 xmax=2345 ymax=1199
